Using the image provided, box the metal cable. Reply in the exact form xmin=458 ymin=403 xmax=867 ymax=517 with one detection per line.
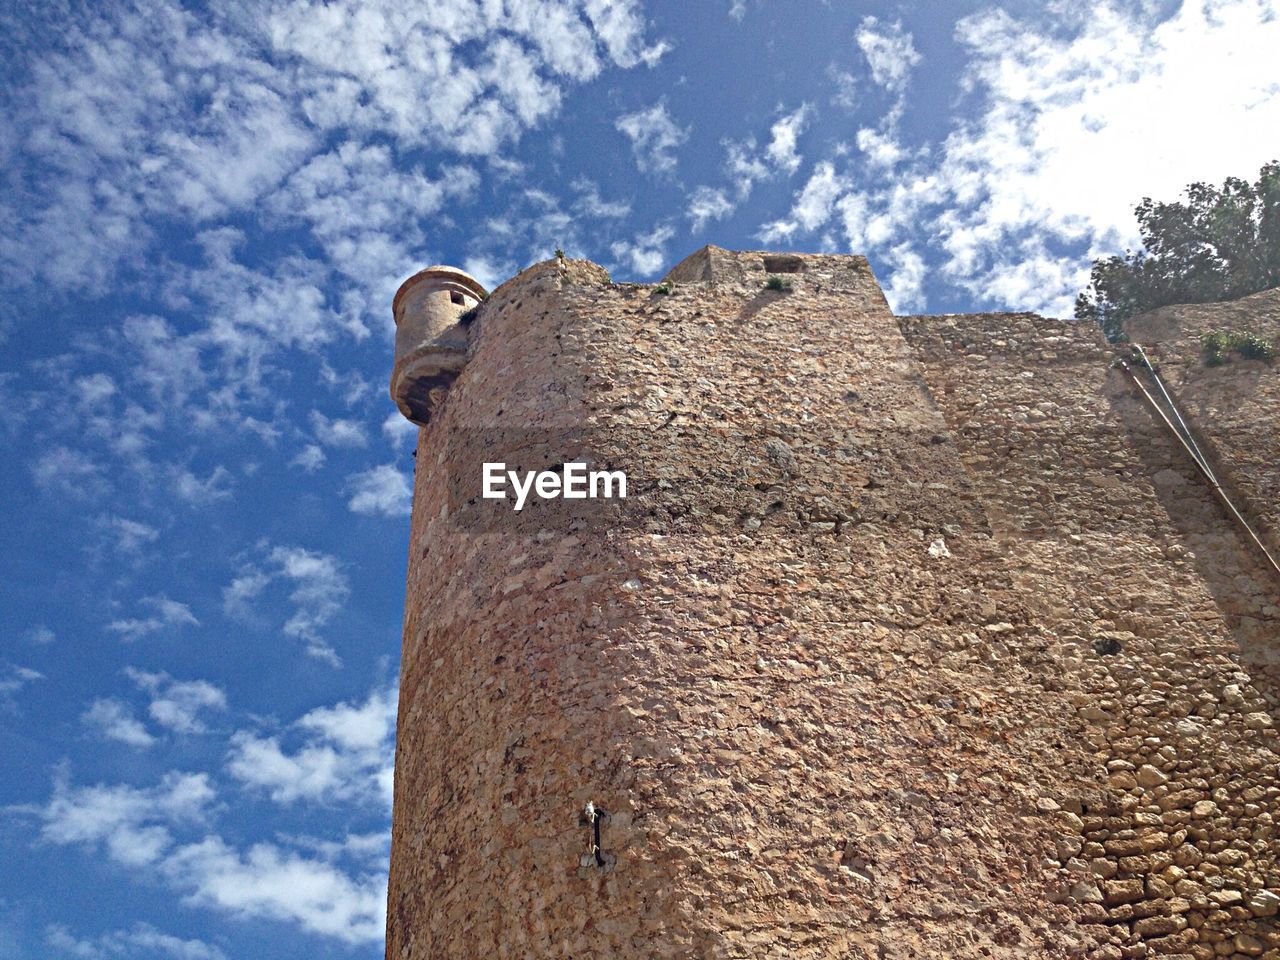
xmin=1119 ymin=359 xmax=1280 ymax=581
xmin=1131 ymin=344 xmax=1213 ymax=477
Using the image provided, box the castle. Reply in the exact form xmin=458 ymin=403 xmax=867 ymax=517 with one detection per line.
xmin=385 ymin=247 xmax=1280 ymax=959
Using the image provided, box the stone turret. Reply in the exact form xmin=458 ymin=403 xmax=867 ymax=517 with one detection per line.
xmin=390 ymin=265 xmax=487 ymax=426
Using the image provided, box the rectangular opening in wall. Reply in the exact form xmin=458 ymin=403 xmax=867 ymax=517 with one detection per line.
xmin=450 ymin=291 xmax=466 ymax=305
xmin=763 ymin=255 xmax=803 ymax=274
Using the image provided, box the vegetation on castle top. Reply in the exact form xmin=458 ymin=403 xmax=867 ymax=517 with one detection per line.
xmin=764 ymin=275 xmax=792 ymax=291
xmin=1201 ymin=329 xmax=1278 ymax=366
xmin=1076 ymin=161 xmax=1280 ymax=342
xmin=652 ymin=282 xmax=672 ymax=296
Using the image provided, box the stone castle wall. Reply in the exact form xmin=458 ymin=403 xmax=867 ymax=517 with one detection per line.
xmin=387 ymin=248 xmax=1280 ymax=959
xmin=902 ymin=305 xmax=1280 ymax=958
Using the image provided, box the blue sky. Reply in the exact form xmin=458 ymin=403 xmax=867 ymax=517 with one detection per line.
xmin=1 ymin=1 xmax=1277 ymax=956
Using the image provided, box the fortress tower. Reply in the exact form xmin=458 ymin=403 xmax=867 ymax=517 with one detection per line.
xmin=386 ymin=248 xmax=1280 ymax=958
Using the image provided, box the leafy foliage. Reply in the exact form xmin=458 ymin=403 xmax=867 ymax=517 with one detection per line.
xmin=765 ymin=275 xmax=792 ymax=291
xmin=1201 ymin=330 xmax=1277 ymax=366
xmin=1076 ymin=161 xmax=1280 ymax=341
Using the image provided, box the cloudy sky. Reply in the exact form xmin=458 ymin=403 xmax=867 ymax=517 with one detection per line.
xmin=0 ymin=0 xmax=1277 ymax=956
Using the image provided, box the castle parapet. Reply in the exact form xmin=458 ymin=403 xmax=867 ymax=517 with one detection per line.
xmin=390 ymin=265 xmax=487 ymax=426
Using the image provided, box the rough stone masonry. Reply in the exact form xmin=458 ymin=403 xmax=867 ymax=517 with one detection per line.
xmin=386 ymin=247 xmax=1280 ymax=959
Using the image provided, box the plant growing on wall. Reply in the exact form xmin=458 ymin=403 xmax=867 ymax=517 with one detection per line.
xmin=1077 ymin=161 xmax=1280 ymax=342
xmin=1201 ymin=330 xmax=1277 ymax=366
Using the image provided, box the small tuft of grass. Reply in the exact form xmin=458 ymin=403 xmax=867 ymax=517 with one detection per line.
xmin=554 ymin=247 xmax=565 ymax=260
xmin=653 ymin=282 xmax=672 ymax=296
xmin=765 ymin=275 xmax=792 ymax=292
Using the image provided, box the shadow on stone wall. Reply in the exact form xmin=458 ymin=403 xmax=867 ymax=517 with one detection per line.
xmin=1109 ymin=371 xmax=1280 ymax=726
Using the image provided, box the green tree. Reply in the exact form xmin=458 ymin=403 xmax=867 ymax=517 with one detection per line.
xmin=1076 ymin=161 xmax=1280 ymax=341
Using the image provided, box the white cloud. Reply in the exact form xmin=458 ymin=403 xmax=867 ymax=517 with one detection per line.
xmin=289 ymin=444 xmax=325 ymax=472
xmin=828 ymin=64 xmax=858 ymax=110
xmin=126 ymin=669 xmax=227 ymax=734
xmin=687 ymin=186 xmax=735 ymax=232
xmin=610 ymin=223 xmax=677 ymax=277
xmin=226 ymin=683 xmax=396 ymax=808
xmin=571 ymin=177 xmax=631 ymax=219
xmin=39 ymin=769 xmax=215 ymax=868
xmin=725 ymin=139 xmax=771 ymax=195
xmin=268 ymin=0 xmax=664 ymax=155
xmin=2 ymin=4 xmax=315 ymax=291
xmin=30 ymin=446 xmax=106 ymax=499
xmin=2 ymin=1 xmax=667 ymax=295
xmin=171 ymin=465 xmax=233 ymax=505
xmin=855 ymin=127 xmax=906 ymax=169
xmin=117 ymin=315 xmax=206 ymax=409
xmin=461 ymin=253 xmax=515 ymax=292
xmin=381 ymin=413 xmax=420 ymax=448
xmin=299 ymin=684 xmax=397 ymax=755
xmin=178 ymin=227 xmax=351 ymax=354
xmin=758 ymin=160 xmax=849 ymax=242
xmin=615 ymin=102 xmax=689 ymax=174
xmin=37 ymin=764 xmax=385 ymax=944
xmin=159 ymin=838 xmax=385 ymax=945
xmin=309 ymin=411 xmax=367 ymax=448
xmin=880 ymin=244 xmax=928 ymax=313
xmin=279 ymin=830 xmax=389 ymax=866
xmin=855 ymin=16 xmax=922 ymax=95
xmin=265 ymin=139 xmax=478 ymax=310
xmin=583 ymin=0 xmax=672 ymax=67
xmin=225 ymin=735 xmax=345 ymax=806
xmin=101 ymin=516 xmax=160 ymax=554
xmin=790 ymin=162 xmax=851 ymax=231
xmin=82 ymin=699 xmax=156 ymax=748
xmin=272 ymin=548 xmax=347 ymax=663
xmin=24 ymin=625 xmax=56 ymax=645
xmin=697 ymin=104 xmax=814 ymax=223
xmin=223 ymin=545 xmax=349 ymax=664
xmin=318 ymin=363 xmax=370 ymax=406
xmin=0 ymin=663 xmax=44 ymax=710
xmin=346 ymin=464 xmax=413 ymax=519
xmin=46 ymin=923 xmax=227 ymax=960
xmin=764 ymin=104 xmax=812 ymax=174
xmin=76 ymin=373 xmax=117 ymax=405
xmin=107 ymin=596 xmax=199 ymax=643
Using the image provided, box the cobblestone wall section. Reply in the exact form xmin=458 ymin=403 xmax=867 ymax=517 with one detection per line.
xmin=1125 ymin=290 xmax=1280 ymax=709
xmin=902 ymin=310 xmax=1280 ymax=959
